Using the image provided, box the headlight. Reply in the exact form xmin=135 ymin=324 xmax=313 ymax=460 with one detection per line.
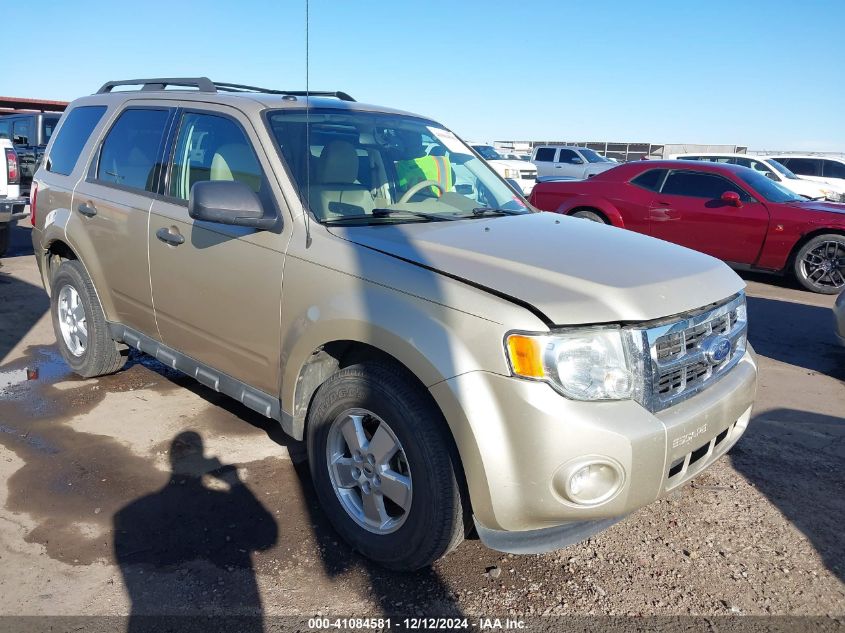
xmin=505 ymin=328 xmax=644 ymax=401
xmin=503 ymin=168 xmax=518 ymax=178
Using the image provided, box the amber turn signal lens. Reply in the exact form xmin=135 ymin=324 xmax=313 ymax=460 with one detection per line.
xmin=506 ymin=334 xmax=545 ymax=378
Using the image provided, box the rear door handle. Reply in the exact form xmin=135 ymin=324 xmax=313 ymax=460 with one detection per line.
xmin=77 ymin=202 xmax=97 ymax=217
xmin=156 ymin=227 xmax=185 ymax=246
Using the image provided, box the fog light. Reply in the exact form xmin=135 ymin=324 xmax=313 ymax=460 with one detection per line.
xmin=561 ymin=460 xmax=623 ymax=506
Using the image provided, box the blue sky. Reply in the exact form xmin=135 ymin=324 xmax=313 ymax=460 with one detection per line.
xmin=5 ymin=0 xmax=844 ymax=150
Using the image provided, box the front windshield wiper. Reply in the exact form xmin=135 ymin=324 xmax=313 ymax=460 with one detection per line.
xmin=467 ymin=207 xmax=524 ymax=217
xmin=322 ymin=209 xmax=451 ymax=225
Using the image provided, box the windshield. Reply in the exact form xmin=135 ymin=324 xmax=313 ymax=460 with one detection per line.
xmin=767 ymin=158 xmax=800 ymax=180
xmin=737 ymin=168 xmax=805 ymax=203
xmin=580 ymin=148 xmax=611 ymax=163
xmin=472 ymin=145 xmax=504 ymax=161
xmin=267 ymin=109 xmax=530 ymax=223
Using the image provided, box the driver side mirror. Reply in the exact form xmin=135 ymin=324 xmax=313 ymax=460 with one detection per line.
xmin=764 ymin=171 xmax=777 ymax=180
xmin=570 ymin=157 xmax=584 ymax=165
xmin=721 ymin=191 xmax=742 ymax=207
xmin=189 ymin=180 xmax=276 ymax=230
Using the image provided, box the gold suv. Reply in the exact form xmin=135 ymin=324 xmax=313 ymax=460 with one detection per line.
xmin=30 ymin=77 xmax=757 ymax=570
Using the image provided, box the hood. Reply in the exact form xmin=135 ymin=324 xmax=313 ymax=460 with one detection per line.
xmin=785 ymin=179 xmax=828 ymax=197
xmin=328 ymin=213 xmax=744 ymax=326
xmin=788 ymin=200 xmax=845 ymax=215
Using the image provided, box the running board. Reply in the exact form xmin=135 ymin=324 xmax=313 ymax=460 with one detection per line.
xmin=108 ymin=323 xmax=292 ymax=433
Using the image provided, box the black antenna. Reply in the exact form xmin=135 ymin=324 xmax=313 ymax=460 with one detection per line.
xmin=304 ymin=0 xmax=312 ymax=248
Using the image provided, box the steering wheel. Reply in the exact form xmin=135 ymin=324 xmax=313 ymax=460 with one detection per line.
xmin=398 ymin=179 xmax=444 ymax=204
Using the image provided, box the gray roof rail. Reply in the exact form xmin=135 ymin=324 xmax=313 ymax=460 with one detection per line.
xmin=96 ymin=77 xmax=216 ymax=94
xmin=213 ymin=82 xmax=355 ymax=102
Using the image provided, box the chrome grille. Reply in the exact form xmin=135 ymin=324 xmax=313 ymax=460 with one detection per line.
xmin=519 ymin=170 xmax=537 ymax=180
xmin=644 ymin=293 xmax=747 ymax=411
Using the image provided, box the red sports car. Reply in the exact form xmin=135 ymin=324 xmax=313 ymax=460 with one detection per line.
xmin=529 ymin=160 xmax=845 ymax=293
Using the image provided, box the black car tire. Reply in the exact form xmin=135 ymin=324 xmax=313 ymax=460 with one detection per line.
xmin=51 ymin=260 xmax=126 ymax=377
xmin=306 ymin=360 xmax=466 ymax=570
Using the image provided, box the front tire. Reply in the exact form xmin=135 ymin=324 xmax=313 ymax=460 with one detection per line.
xmin=306 ymin=361 xmax=465 ymax=570
xmin=51 ymin=260 xmax=126 ymax=377
xmin=793 ymin=234 xmax=845 ymax=294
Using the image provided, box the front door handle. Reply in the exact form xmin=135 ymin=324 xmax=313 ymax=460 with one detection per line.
xmin=156 ymin=227 xmax=185 ymax=246
xmin=77 ymin=202 xmax=97 ymax=217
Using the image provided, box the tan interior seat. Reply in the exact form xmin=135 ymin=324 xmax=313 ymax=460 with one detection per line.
xmin=308 ymin=140 xmax=375 ymax=219
xmin=210 ymin=143 xmax=261 ymax=192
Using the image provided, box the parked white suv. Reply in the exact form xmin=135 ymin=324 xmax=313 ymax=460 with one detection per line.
xmin=0 ymin=138 xmax=27 ymax=256
xmin=471 ymin=144 xmax=536 ymax=194
xmin=532 ymin=145 xmax=617 ymax=180
xmin=669 ymin=153 xmax=845 ymax=202
xmin=767 ymin=155 xmax=845 ymax=202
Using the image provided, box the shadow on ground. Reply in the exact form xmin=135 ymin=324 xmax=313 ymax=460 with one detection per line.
xmin=731 ymin=408 xmax=845 ymax=584
xmin=745 ymin=294 xmax=845 ymax=379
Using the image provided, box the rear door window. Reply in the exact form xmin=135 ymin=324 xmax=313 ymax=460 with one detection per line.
xmin=533 ymin=147 xmax=555 ymax=162
xmin=780 ymin=158 xmax=821 ymax=177
xmin=47 ymin=106 xmax=107 ymax=176
xmin=822 ymin=160 xmax=845 ymax=179
xmin=12 ymin=118 xmax=32 ymax=145
xmin=96 ymin=108 xmax=171 ymax=192
xmin=661 ymin=170 xmax=751 ymax=201
xmin=557 ymin=149 xmax=580 ymax=164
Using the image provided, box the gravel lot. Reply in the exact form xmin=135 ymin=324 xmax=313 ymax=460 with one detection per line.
xmin=0 ymin=218 xmax=843 ymax=627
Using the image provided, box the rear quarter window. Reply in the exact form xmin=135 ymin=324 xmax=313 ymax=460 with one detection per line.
xmin=630 ymin=168 xmax=667 ymax=191
xmin=47 ymin=106 xmax=107 ymax=176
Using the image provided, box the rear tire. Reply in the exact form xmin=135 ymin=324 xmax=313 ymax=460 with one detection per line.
xmin=0 ymin=224 xmax=10 ymax=257
xmin=51 ymin=260 xmax=126 ymax=377
xmin=792 ymin=234 xmax=845 ymax=294
xmin=571 ymin=209 xmax=607 ymax=224
xmin=306 ymin=361 xmax=465 ymax=570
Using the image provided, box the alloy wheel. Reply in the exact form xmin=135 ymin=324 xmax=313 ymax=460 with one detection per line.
xmin=325 ymin=408 xmax=413 ymax=534
xmin=801 ymin=239 xmax=845 ymax=290
xmin=57 ymin=284 xmax=88 ymax=357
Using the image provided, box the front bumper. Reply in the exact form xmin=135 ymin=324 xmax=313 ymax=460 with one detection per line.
xmin=0 ymin=197 xmax=28 ymax=223
xmin=834 ymin=290 xmax=845 ymax=347
xmin=430 ymin=346 xmax=757 ymax=551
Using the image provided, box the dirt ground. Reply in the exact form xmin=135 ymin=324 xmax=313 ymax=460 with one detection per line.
xmin=0 ymin=218 xmax=843 ymax=625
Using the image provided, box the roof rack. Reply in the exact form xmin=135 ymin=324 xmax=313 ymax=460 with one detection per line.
xmin=213 ymin=82 xmax=355 ymax=102
xmin=95 ymin=77 xmax=356 ymax=101
xmin=97 ymin=77 xmax=217 ymax=94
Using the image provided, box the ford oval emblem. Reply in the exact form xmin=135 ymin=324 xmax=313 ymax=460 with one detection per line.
xmin=702 ymin=335 xmax=732 ymax=365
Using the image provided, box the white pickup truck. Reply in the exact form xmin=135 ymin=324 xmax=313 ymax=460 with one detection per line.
xmin=531 ymin=145 xmax=618 ymax=180
xmin=0 ymin=139 xmax=27 ymax=256
xmin=471 ymin=144 xmax=537 ymax=194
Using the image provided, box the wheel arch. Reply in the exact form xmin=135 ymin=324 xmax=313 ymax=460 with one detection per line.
xmin=558 ymin=199 xmax=625 ymax=227
xmin=787 ymin=227 xmax=845 ymax=270
xmin=293 ymin=339 xmax=474 ymax=516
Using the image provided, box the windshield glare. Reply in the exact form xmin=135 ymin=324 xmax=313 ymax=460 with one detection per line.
xmin=581 ymin=148 xmax=611 ymax=163
xmin=737 ymin=168 xmax=804 ymax=203
xmin=767 ymin=158 xmax=800 ymax=180
xmin=266 ymin=110 xmax=529 ymax=223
